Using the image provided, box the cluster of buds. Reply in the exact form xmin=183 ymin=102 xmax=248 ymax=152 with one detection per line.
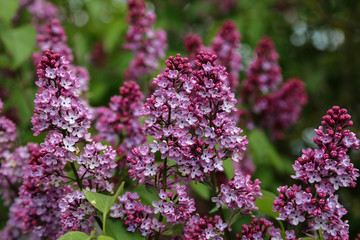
xmin=273 ymin=106 xmax=359 ymax=239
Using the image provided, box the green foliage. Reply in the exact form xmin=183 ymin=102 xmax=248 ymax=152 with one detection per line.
xmin=83 ymin=182 xmax=125 ymax=235
xmin=162 ymin=223 xmax=183 ymax=236
xmin=104 ymin=217 xmax=144 ymax=240
xmin=189 ymin=181 xmax=210 ymax=200
xmin=0 ymin=24 xmax=36 ymax=68
xmin=58 ymin=231 xmax=90 ymax=240
xmin=255 ymin=189 xmax=279 ymax=218
xmin=0 ymin=0 xmax=19 ymax=25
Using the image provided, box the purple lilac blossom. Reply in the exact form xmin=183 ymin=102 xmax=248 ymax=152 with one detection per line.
xmin=0 ymin=143 xmax=37 ymax=205
xmin=110 ymin=191 xmax=164 ymax=237
xmin=19 ymin=0 xmax=58 ymax=21
xmin=237 ymin=218 xmax=281 ymax=240
xmin=123 ymin=0 xmax=167 ymax=81
xmin=94 ymin=80 xmax=146 ymax=159
xmin=32 ymin=18 xmax=90 ymax=94
xmin=128 ymin=52 xmax=248 ymax=186
xmin=211 ymin=169 xmax=261 ymax=214
xmin=211 ymin=20 xmax=242 ymax=91
xmin=0 ymin=99 xmax=17 ymax=158
xmin=240 ymin=37 xmax=307 ymax=139
xmin=182 ymin=214 xmax=227 ymax=240
xmin=21 ymin=50 xmax=116 ymax=236
xmin=273 ymin=106 xmax=359 ymax=240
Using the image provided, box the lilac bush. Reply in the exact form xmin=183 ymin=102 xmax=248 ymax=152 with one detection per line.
xmin=0 ymin=0 xmax=359 ymax=240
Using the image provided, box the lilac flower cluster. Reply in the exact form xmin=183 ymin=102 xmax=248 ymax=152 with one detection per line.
xmin=273 ymin=106 xmax=359 ymax=239
xmin=32 ymin=18 xmax=90 ymax=94
xmin=212 ymin=169 xmax=261 ymax=213
xmin=182 ymin=214 xmax=227 ymax=240
xmin=0 ymin=143 xmax=36 ymax=205
xmin=252 ymin=78 xmax=307 ymax=139
xmin=183 ymin=20 xmax=242 ymax=91
xmin=211 ymin=20 xmax=242 ymax=91
xmin=33 ymin=19 xmax=73 ymax=65
xmin=128 ymin=52 xmax=247 ymax=186
xmin=19 ymin=0 xmax=58 ymax=21
xmin=58 ymin=190 xmax=95 ymax=235
xmin=1 ymin=144 xmax=71 ymax=240
xmin=11 ymin=50 xmax=115 ymax=237
xmin=237 ymin=218 xmax=281 ymax=240
xmin=110 ymin=192 xmax=164 ymax=237
xmin=95 ymin=80 xmax=146 ymax=159
xmin=152 ymin=184 xmax=196 ymax=224
xmin=123 ymin=0 xmax=167 ymax=81
xmin=240 ymin=37 xmax=307 ymax=138
xmin=0 ymin=99 xmax=17 ymax=158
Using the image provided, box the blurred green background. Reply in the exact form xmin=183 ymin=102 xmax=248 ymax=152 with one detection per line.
xmin=1 ymin=0 xmax=360 ymax=237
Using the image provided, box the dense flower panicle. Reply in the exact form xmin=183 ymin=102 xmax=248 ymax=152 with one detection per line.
xmin=0 ymin=143 xmax=36 ymax=205
xmin=128 ymin=53 xmax=248 ymax=185
xmin=27 ymin=50 xmax=116 ymax=235
xmin=212 ymin=170 xmax=261 ymax=213
xmin=253 ymin=78 xmax=307 ymax=139
xmin=58 ymin=190 xmax=95 ymax=236
xmin=152 ymin=184 xmax=196 ymax=224
xmin=110 ymin=191 xmax=164 ymax=237
xmin=2 ymin=144 xmax=71 ymax=240
xmin=33 ymin=19 xmax=73 ymax=65
xmin=293 ymin=106 xmax=359 ymax=191
xmin=237 ymin=218 xmax=281 ymax=240
xmin=0 ymin=115 xmax=16 ymax=158
xmin=124 ymin=0 xmax=167 ymax=81
xmin=211 ymin=20 xmax=242 ymax=91
xmin=273 ymin=106 xmax=359 ymax=240
xmin=242 ymin=37 xmax=282 ymax=100
xmin=19 ymin=0 xmax=58 ymax=21
xmin=95 ymin=81 xmax=146 ymax=157
xmin=32 ymin=18 xmax=90 ymax=94
xmin=182 ymin=214 xmax=227 ymax=240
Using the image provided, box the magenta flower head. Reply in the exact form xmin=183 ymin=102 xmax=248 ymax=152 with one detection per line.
xmin=253 ymin=78 xmax=308 ymax=139
xmin=273 ymin=106 xmax=359 ymax=239
xmin=123 ymin=0 xmax=167 ymax=81
xmin=95 ymin=80 xmax=146 ymax=157
xmin=128 ymin=52 xmax=248 ymax=187
xmin=242 ymin=37 xmax=282 ymax=101
xmin=211 ymin=20 xmax=242 ymax=91
xmin=0 ymin=102 xmax=16 ymax=158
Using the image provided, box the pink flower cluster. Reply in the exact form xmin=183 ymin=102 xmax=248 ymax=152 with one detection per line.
xmin=184 ymin=20 xmax=242 ymax=90
xmin=182 ymin=214 xmax=228 ymax=240
xmin=240 ymin=37 xmax=307 ymax=139
xmin=128 ymin=52 xmax=247 ymax=186
xmin=95 ymin=80 xmax=146 ymax=158
xmin=123 ymin=0 xmax=167 ymax=81
xmin=0 ymin=99 xmax=17 ymax=158
xmin=19 ymin=0 xmax=58 ymax=21
xmin=110 ymin=192 xmax=164 ymax=237
xmin=212 ymin=170 xmax=261 ymax=213
xmin=273 ymin=106 xmax=359 ymax=239
xmin=237 ymin=218 xmax=281 ymax=240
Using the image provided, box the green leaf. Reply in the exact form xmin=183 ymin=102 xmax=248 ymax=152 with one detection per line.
xmin=83 ymin=182 xmax=125 ymax=235
xmin=1 ymin=24 xmax=36 ymax=68
xmin=189 ymin=181 xmax=210 ymax=199
xmin=223 ymin=158 xmax=234 ymax=179
xmin=255 ymin=190 xmax=279 ymax=218
xmin=248 ymin=129 xmax=291 ymax=173
xmin=57 ymin=231 xmax=90 ymax=240
xmin=0 ymin=0 xmax=19 ymax=25
xmin=83 ymin=182 xmax=125 ymax=214
xmin=97 ymin=235 xmax=114 ymax=240
xmin=105 ymin=217 xmax=144 ymax=240
xmin=162 ymin=223 xmax=183 ymax=236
